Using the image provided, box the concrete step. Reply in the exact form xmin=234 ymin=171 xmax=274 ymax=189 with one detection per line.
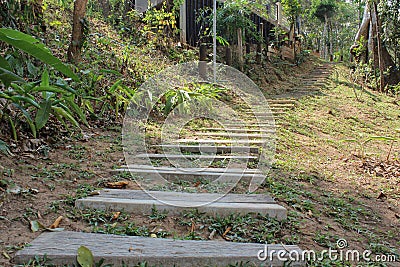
xmin=15 ymin=231 xmax=304 ymax=266
xmin=194 ymin=132 xmax=272 ymax=139
xmin=200 ymin=128 xmax=274 ymax=134
xmin=266 ymin=99 xmax=296 ymax=104
xmin=153 ymin=144 xmax=260 ymax=154
xmin=174 ymin=139 xmax=267 ymax=145
xmin=76 ymin=190 xmax=287 ymax=219
xmin=117 ymin=165 xmax=263 ymax=174
xmin=222 ymin=123 xmax=278 ymax=128
xmin=134 ymin=153 xmax=258 ymax=161
xmin=114 ymin=165 xmax=265 ymax=182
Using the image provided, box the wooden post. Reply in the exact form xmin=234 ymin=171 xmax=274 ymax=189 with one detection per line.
xmin=225 ymin=46 xmax=232 ymax=66
xmin=237 ymin=28 xmax=243 ymax=70
xmin=276 ymin=2 xmax=282 ymax=25
xmin=179 ymin=0 xmax=187 ymax=44
xmin=256 ymin=22 xmax=264 ymax=64
xmin=199 ymin=44 xmax=207 ymax=79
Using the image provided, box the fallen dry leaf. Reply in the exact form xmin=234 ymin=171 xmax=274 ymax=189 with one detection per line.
xmin=49 ymin=216 xmax=63 ymax=229
xmin=112 ymin=212 xmax=121 ymax=221
xmin=222 ymin=226 xmax=232 ymax=240
xmin=190 ymin=218 xmax=195 ymax=233
xmin=106 ymin=181 xmax=129 ymax=189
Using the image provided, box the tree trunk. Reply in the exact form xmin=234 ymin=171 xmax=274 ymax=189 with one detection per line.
xmin=371 ymin=1 xmax=384 ymax=91
xmin=322 ymin=14 xmax=328 ymax=59
xmin=237 ymin=28 xmax=243 ymax=70
xmin=350 ymin=1 xmax=400 ymax=90
xmin=329 ymin=19 xmax=333 ymax=60
xmin=67 ymin=0 xmax=89 ymax=63
xmin=350 ymin=3 xmax=370 ymax=63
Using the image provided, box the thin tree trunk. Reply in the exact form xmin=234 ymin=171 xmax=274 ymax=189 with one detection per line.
xmin=351 ymin=1 xmax=400 ymax=89
xmin=322 ymin=15 xmax=328 ymax=59
xmin=67 ymin=0 xmax=89 ymax=63
xmin=350 ymin=3 xmax=370 ymax=63
xmin=237 ymin=28 xmax=243 ymax=70
xmin=329 ymin=20 xmax=333 ymax=60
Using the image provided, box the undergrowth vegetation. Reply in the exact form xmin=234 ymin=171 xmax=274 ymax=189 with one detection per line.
xmin=0 ymin=0 xmax=199 ymax=148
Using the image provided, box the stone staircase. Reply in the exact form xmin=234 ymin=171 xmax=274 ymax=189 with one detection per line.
xmin=14 ymin=63 xmax=332 ymax=266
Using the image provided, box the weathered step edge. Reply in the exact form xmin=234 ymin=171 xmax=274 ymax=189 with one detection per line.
xmin=14 ymin=232 xmax=305 ymax=267
xmin=76 ymin=190 xmax=287 ymax=220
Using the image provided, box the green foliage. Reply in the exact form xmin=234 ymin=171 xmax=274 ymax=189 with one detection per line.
xmin=77 ymin=68 xmax=137 ymax=120
xmin=281 ymin=0 xmax=301 ymax=24
xmin=0 ymin=29 xmax=86 ymax=141
xmin=77 ymin=246 xmax=94 ymax=267
xmin=310 ymin=0 xmax=337 ymax=22
xmin=295 ymin=49 xmax=311 ymax=65
xmin=0 ymin=139 xmax=12 ymax=156
xmin=149 ymin=205 xmax=168 ymax=221
xmin=343 ymin=135 xmax=398 ymax=159
xmin=352 ymin=36 xmax=367 ymax=59
xmin=142 ymin=2 xmax=179 ymax=48
xmin=159 ymin=83 xmax=226 ymax=116
xmin=379 ymin=0 xmax=400 ymax=67
xmin=0 ymin=0 xmax=44 ymax=30
xmin=197 ymin=0 xmax=260 ymax=46
xmin=0 ymin=28 xmax=79 ymax=81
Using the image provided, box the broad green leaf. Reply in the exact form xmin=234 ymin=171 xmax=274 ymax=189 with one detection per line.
xmin=109 ymin=79 xmax=123 ymax=93
xmin=100 ymin=69 xmax=122 ymax=76
xmin=0 ymin=55 xmax=11 ymax=71
xmin=30 ymin=220 xmax=45 ymax=232
xmin=54 ymin=80 xmax=78 ymax=94
xmin=0 ymin=67 xmax=24 ymax=88
xmin=35 ymin=100 xmax=52 ymax=130
xmin=0 ymin=29 xmax=79 ymax=81
xmin=27 ymin=61 xmax=39 ymax=76
xmin=77 ymin=246 xmax=94 ymax=267
xmin=41 ymin=69 xmax=50 ymax=87
xmin=0 ymin=139 xmax=12 ymax=156
xmin=364 ymin=136 xmax=397 ymax=145
xmin=32 ymin=85 xmax=74 ymax=95
xmin=8 ymin=117 xmax=17 ymax=141
xmin=10 ymin=83 xmax=28 ymax=94
xmin=10 ymin=95 xmax=40 ymax=108
xmin=13 ymin=103 xmax=37 ymax=138
xmin=64 ymin=97 xmax=89 ymax=126
xmin=29 ymin=220 xmax=64 ymax=232
xmin=52 ymin=106 xmax=80 ymax=128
